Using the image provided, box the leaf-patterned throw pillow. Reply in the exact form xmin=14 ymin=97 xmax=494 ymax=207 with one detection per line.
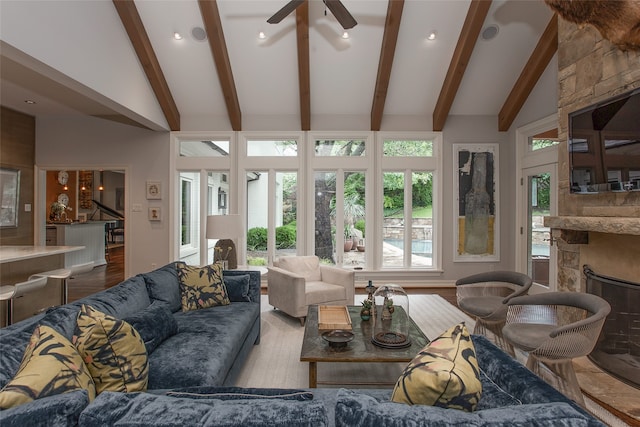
xmin=74 ymin=305 xmax=148 ymax=394
xmin=0 ymin=325 xmax=96 ymax=409
xmin=391 ymin=323 xmax=482 ymax=412
xmin=177 ymin=263 xmax=230 ymax=312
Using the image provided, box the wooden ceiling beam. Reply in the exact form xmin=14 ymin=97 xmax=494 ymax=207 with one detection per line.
xmin=371 ymin=0 xmax=404 ymax=131
xmin=498 ymin=14 xmax=558 ymax=131
xmin=113 ymin=0 xmax=180 ymax=131
xmin=432 ymin=0 xmax=491 ymax=132
xmin=296 ymin=1 xmax=311 ymax=131
xmin=198 ymin=0 xmax=242 ymax=131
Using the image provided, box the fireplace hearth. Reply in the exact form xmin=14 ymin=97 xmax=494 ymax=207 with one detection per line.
xmin=585 ymin=265 xmax=640 ymax=390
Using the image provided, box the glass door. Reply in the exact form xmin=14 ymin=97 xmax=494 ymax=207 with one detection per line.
xmin=523 ymin=164 xmax=557 ymax=291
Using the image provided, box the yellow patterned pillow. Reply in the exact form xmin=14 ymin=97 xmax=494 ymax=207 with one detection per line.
xmin=0 ymin=325 xmax=96 ymax=409
xmin=177 ymin=263 xmax=230 ymax=312
xmin=74 ymin=305 xmax=148 ymax=394
xmin=391 ymin=323 xmax=482 ymax=411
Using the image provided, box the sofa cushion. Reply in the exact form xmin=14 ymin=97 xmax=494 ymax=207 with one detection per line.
xmin=78 ymin=391 xmax=329 ymax=427
xmin=0 ymin=389 xmax=89 ymax=427
xmin=123 ymin=301 xmax=178 ymax=354
xmin=74 ymin=305 xmax=148 ymax=394
xmin=75 ymin=275 xmax=151 ymax=319
xmin=147 ymin=303 xmax=259 ymax=389
xmin=142 ymin=262 xmax=182 ymax=313
xmin=0 ymin=325 xmax=96 ymax=409
xmin=391 ymin=323 xmax=482 ymax=411
xmin=277 ymin=256 xmax=322 ymax=281
xmin=165 ymin=386 xmax=314 ymax=401
xmin=335 ymin=389 xmax=600 ymax=427
xmin=178 ymin=263 xmax=230 ymax=312
xmin=224 ymin=274 xmax=251 ymax=302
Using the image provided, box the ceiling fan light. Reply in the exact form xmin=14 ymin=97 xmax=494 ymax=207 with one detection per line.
xmin=173 ymin=32 xmax=183 ymax=40
xmin=258 ymin=31 xmax=267 ymax=40
xmin=342 ymin=31 xmax=349 ymax=39
xmin=427 ymin=31 xmax=437 ymax=41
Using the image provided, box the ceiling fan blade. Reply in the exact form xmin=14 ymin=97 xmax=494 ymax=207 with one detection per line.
xmin=267 ymin=0 xmax=305 ymax=24
xmin=323 ymin=0 xmax=357 ymax=29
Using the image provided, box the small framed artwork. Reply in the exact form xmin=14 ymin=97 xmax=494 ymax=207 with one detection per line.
xmin=146 ymin=181 xmax=161 ymax=200
xmin=0 ymin=167 xmax=20 ymax=228
xmin=453 ymin=143 xmax=500 ymax=262
xmin=148 ymin=207 xmax=162 ymax=221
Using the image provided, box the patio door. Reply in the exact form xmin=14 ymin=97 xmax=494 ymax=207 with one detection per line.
xmin=523 ymin=164 xmax=557 ymax=292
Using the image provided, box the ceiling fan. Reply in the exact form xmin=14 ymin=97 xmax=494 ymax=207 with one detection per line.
xmin=267 ymin=0 xmax=358 ymax=29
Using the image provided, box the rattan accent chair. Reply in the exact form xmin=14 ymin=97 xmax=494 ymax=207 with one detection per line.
xmin=502 ymin=292 xmax=611 ymax=407
xmin=455 ymin=271 xmax=533 ymax=355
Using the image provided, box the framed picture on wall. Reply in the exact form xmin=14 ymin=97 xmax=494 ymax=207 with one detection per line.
xmin=0 ymin=168 xmax=20 ymax=228
xmin=453 ymin=144 xmax=500 ymax=262
xmin=146 ymin=181 xmax=161 ymax=200
xmin=148 ymin=207 xmax=161 ymax=221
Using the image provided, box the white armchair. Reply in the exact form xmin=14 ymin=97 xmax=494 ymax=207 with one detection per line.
xmin=267 ymin=256 xmax=355 ymax=325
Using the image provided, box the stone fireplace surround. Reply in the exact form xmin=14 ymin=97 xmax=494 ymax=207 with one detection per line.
xmin=545 ymin=18 xmax=640 ymax=423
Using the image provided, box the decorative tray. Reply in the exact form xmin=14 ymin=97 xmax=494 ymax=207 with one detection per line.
xmin=318 ymin=306 xmax=352 ymax=331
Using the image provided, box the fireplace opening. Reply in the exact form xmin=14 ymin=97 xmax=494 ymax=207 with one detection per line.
xmin=585 ymin=265 xmax=640 ymax=390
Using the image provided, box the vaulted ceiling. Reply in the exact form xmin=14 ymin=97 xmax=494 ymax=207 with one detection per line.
xmin=0 ymin=0 xmax=558 ymax=133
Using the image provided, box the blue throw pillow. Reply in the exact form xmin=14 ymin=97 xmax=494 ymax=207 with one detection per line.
xmin=223 ymin=274 xmax=251 ymax=302
xmin=165 ymin=386 xmax=313 ymax=401
xmin=123 ymin=301 xmax=178 ymax=354
xmin=142 ymin=263 xmax=183 ymax=313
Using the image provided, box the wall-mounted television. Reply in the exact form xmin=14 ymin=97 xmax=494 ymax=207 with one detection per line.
xmin=569 ymin=88 xmax=640 ymax=193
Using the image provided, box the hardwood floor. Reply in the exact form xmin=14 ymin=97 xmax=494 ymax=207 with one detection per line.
xmin=67 ymin=245 xmax=124 ymax=303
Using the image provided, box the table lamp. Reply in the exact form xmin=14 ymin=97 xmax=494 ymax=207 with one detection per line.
xmin=206 ymin=214 xmax=241 ymax=269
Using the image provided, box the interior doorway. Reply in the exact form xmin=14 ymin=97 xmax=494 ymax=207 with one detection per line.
xmin=39 ymin=168 xmax=126 ymax=296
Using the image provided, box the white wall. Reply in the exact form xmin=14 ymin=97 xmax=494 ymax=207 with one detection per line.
xmin=36 ymin=116 xmax=172 ymax=277
xmin=0 ymin=1 xmax=168 ymax=130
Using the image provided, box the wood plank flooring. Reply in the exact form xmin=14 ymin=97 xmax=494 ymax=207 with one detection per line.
xmin=67 ymin=245 xmax=124 ymax=303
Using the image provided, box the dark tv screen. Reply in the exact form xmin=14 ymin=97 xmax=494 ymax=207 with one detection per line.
xmin=569 ymin=88 xmax=640 ymax=193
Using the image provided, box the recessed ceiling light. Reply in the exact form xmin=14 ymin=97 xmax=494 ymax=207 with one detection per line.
xmin=258 ymin=31 xmax=267 ymax=40
xmin=427 ymin=31 xmax=437 ymax=41
xmin=24 ymin=100 xmax=36 ymax=104
xmin=173 ymin=32 xmax=183 ymax=40
xmin=341 ymin=31 xmax=349 ymax=39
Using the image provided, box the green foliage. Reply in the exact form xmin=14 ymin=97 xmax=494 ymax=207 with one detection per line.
xmin=247 ymin=256 xmax=266 ymax=266
xmin=276 ymin=224 xmax=297 ymax=249
xmin=247 ymin=227 xmax=267 ymax=251
xmin=354 ymin=219 xmax=365 ymax=237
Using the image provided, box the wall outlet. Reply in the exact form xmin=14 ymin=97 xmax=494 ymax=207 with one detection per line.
xmin=132 ymin=203 xmax=142 ymax=212
xmin=24 ymin=203 xmax=32 ymax=212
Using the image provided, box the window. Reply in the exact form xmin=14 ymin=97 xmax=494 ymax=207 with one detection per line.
xmin=315 ymin=140 xmax=366 ymax=156
xmin=179 ymin=140 xmax=230 ymax=157
xmin=173 ymin=132 xmax=442 ymax=273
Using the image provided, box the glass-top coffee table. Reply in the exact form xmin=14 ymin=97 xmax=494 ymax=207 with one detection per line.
xmin=300 ymin=305 xmax=430 ymax=388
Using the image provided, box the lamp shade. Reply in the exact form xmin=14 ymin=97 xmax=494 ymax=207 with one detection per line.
xmin=206 ymin=215 xmax=242 ymax=239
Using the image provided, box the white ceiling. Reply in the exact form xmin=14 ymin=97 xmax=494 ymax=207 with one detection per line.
xmin=0 ymin=0 xmax=555 ymax=132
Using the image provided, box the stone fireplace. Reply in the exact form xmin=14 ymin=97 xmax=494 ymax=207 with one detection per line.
xmin=542 ymin=16 xmax=640 ymax=416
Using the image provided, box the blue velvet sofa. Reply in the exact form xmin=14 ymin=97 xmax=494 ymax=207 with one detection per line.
xmin=0 ymin=262 xmax=604 ymax=427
